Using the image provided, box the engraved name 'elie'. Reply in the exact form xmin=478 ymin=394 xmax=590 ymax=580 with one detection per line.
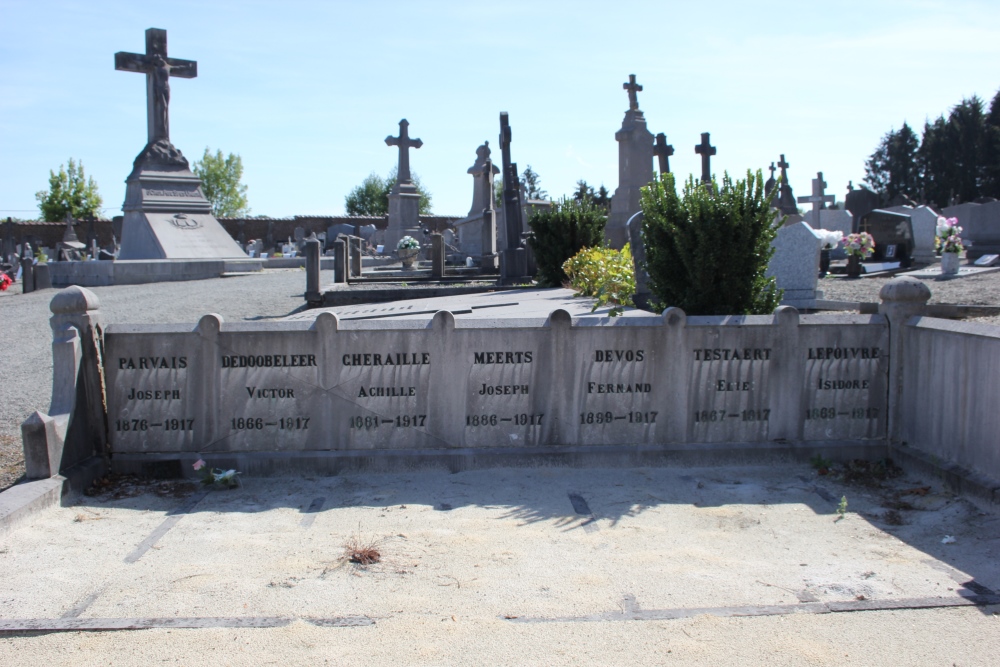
xmin=342 ymin=352 xmax=429 ymax=366
xmin=694 ymin=348 xmax=771 ymax=361
xmin=118 ymin=356 xmax=187 ymax=370
xmin=474 ymin=351 xmax=533 ymax=364
xmin=126 ymin=388 xmax=181 ymax=400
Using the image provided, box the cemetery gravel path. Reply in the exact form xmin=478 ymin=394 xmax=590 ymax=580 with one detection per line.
xmin=2 ymin=266 xmax=1000 ymax=490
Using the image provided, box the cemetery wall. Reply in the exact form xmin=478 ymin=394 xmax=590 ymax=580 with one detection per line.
xmin=5 ymin=220 xmax=116 ymax=250
xmin=898 ymin=317 xmax=1000 ymax=485
xmin=217 ymin=215 xmax=462 ymax=243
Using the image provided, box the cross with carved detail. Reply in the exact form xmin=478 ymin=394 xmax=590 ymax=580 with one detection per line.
xmin=623 ymin=74 xmax=642 ymax=111
xmin=777 ymin=154 xmax=791 ymax=182
xmin=654 ymin=133 xmax=674 ymax=174
xmin=115 ymin=28 xmax=197 ymax=144
xmin=385 ymin=119 xmax=423 ymax=184
xmin=797 ymin=172 xmax=836 ymax=214
xmin=695 ymin=132 xmax=716 ymax=185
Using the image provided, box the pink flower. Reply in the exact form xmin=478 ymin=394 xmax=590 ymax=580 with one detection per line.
xmin=193 ymin=459 xmax=206 ymax=471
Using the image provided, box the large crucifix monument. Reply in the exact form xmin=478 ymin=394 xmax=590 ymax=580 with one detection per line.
xmin=114 ymin=28 xmax=245 ymax=260
xmin=383 ymin=119 xmax=424 ymax=253
xmin=606 ymin=74 xmax=654 ymax=249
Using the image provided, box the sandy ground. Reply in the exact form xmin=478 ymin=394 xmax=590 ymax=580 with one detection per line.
xmin=1 ymin=464 xmax=998 ymax=665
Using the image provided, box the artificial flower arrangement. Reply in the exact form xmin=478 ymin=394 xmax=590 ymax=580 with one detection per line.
xmin=193 ymin=459 xmax=240 ymax=489
xmin=815 ymin=229 xmax=844 ymax=250
xmin=396 ymin=235 xmax=420 ymax=250
xmin=841 ymin=232 xmax=875 ymax=259
xmin=935 ymin=217 xmax=964 ymax=254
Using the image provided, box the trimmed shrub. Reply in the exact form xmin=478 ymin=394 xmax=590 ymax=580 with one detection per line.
xmin=528 ymin=197 xmax=606 ymax=287
xmin=640 ymin=171 xmax=781 ymax=315
xmin=563 ymin=244 xmax=635 ymax=315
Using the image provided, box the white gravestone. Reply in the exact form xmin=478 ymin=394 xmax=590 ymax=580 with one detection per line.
xmin=766 ymin=221 xmax=822 ymax=308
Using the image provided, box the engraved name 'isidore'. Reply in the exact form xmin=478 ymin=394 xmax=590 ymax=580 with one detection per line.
xmin=694 ymin=348 xmax=771 ymax=361
xmin=342 ymin=352 xmax=430 ymax=366
xmin=474 ymin=351 xmax=533 ymax=364
xmin=126 ymin=388 xmax=181 ymax=400
xmin=222 ymin=355 xmax=316 ymax=368
xmin=588 ymin=382 xmax=652 ymax=394
xmin=807 ymin=347 xmax=881 ymax=360
xmin=119 ymin=356 xmax=187 ymax=370
xmin=817 ymin=378 xmax=870 ymax=390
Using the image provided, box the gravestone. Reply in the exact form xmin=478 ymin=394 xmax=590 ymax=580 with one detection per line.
xmin=775 ymin=155 xmax=798 ymax=216
xmin=294 ymin=227 xmax=306 ymax=247
xmin=606 ymin=75 xmax=654 ymax=249
xmin=797 ymin=172 xmax=835 ymax=217
xmin=942 ymin=200 xmax=1000 ymax=259
xmin=454 ymin=142 xmax=500 ymax=259
xmin=498 ymin=112 xmax=528 ymax=281
xmin=57 ymin=213 xmax=87 ymax=261
xmin=383 ymin=119 xmax=423 ymax=253
xmin=766 ymin=221 xmax=822 ymax=308
xmin=479 ymin=157 xmax=499 ymax=270
xmin=695 ymin=132 xmax=716 ymax=188
xmin=845 ymin=182 xmax=880 ymax=235
xmin=467 ymin=142 xmax=499 ymax=217
xmin=803 ymin=208 xmax=852 ymax=260
xmin=114 ymin=28 xmax=247 ymax=260
xmin=885 ymin=205 xmax=938 ymax=264
xmin=764 ymin=163 xmax=777 ymax=201
xmin=861 ymin=209 xmax=914 ymax=266
xmin=627 ymin=211 xmax=651 ymax=310
xmin=653 ymin=133 xmax=674 ymax=175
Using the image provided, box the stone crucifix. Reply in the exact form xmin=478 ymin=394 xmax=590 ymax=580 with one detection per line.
xmin=623 ymin=74 xmax=643 ymax=111
xmin=695 ymin=132 xmax=717 ymax=186
xmin=385 ymin=119 xmax=423 ymax=184
xmin=797 ymin=172 xmax=836 ymax=214
xmin=115 ymin=28 xmax=197 ymax=144
xmin=653 ymin=133 xmax=674 ymax=175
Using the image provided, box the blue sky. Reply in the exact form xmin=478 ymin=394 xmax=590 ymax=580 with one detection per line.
xmin=2 ymin=0 xmax=1000 ymax=219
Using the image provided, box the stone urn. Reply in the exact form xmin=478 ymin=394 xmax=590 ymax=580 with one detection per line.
xmin=397 ymin=247 xmax=419 ymax=269
xmin=940 ymin=251 xmax=960 ymax=275
xmin=846 ymin=254 xmax=862 ymax=278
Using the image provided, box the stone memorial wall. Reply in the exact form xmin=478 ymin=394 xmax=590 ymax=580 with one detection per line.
xmin=101 ymin=308 xmax=888 ymax=458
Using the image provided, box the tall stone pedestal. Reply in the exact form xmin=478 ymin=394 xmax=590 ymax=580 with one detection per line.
xmin=606 ymin=110 xmax=654 ymax=249
xmin=384 ymin=185 xmax=422 ymax=256
xmin=118 ymin=140 xmax=247 ymax=260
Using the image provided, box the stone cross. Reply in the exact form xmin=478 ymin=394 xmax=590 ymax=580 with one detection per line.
xmin=769 ymin=162 xmax=777 ymax=180
xmin=498 ymin=112 xmax=523 ymax=251
xmin=797 ymin=172 xmax=836 ymax=214
xmin=482 ymin=158 xmax=495 ymax=213
xmin=623 ymin=74 xmax=642 ymax=111
xmin=777 ymin=154 xmax=791 ymax=182
xmin=115 ymin=28 xmax=197 ymax=144
xmin=695 ymin=132 xmax=716 ymax=185
xmin=385 ymin=119 xmax=422 ymax=184
xmin=653 ymin=133 xmax=674 ymax=174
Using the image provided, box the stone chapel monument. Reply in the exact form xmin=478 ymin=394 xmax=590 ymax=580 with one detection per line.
xmin=605 ymin=74 xmax=655 ymax=249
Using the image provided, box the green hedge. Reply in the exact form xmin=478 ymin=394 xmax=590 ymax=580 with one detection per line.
xmin=528 ymin=198 xmax=607 ymax=287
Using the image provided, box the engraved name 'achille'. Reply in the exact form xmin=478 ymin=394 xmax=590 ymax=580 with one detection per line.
xmin=807 ymin=347 xmax=881 ymax=360
xmin=358 ymin=386 xmax=416 ymax=397
xmin=126 ymin=388 xmax=180 ymax=400
xmin=694 ymin=348 xmax=772 ymax=361
xmin=119 ymin=357 xmax=187 ymax=370
xmin=221 ymin=355 xmax=316 ymax=368
xmin=474 ymin=351 xmax=533 ymax=364
xmin=342 ymin=352 xmax=430 ymax=366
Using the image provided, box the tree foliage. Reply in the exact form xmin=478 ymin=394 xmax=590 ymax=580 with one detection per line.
xmin=865 ymin=91 xmax=1000 ymax=208
xmin=35 ymin=158 xmax=103 ymax=221
xmin=527 ymin=197 xmax=606 ymax=287
xmin=193 ymin=149 xmax=250 ymax=217
xmin=344 ymin=168 xmax=432 ymax=216
xmin=572 ymin=180 xmax=612 ymax=210
xmin=641 ymin=171 xmax=781 ymax=316
xmin=520 ymin=165 xmax=547 ymax=200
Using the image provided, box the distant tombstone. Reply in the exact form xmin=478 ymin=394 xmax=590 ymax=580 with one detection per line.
xmin=266 ymin=220 xmax=275 ymax=251
xmin=695 ymin=132 xmax=717 ymax=188
xmin=653 ymin=133 xmax=674 ymax=175
xmin=885 ymin=205 xmax=939 ymax=264
xmin=3 ymin=217 xmax=14 ymax=263
xmin=237 ymin=221 xmax=246 ymax=247
xmin=294 ymin=227 xmax=306 ymax=244
xmin=606 ymin=74 xmax=654 ymax=249
xmin=384 ymin=119 xmax=424 ymax=253
xmin=803 ymin=208 xmax=852 ymax=260
xmin=466 ymin=142 xmax=500 ymax=217
xmin=626 ymin=211 xmax=651 ymax=310
xmin=861 ymin=209 xmax=914 ymax=267
xmin=845 ymin=182 xmax=880 ymax=235
xmin=764 ymin=163 xmax=777 ymax=200
xmin=58 ymin=212 xmax=87 ymax=261
xmin=942 ymin=200 xmax=1000 ymax=259
xmin=765 ymin=222 xmax=822 ymax=307
xmin=796 ymin=172 xmax=835 ymax=215
xmin=498 ymin=112 xmax=528 ymax=281
xmin=775 ymin=155 xmax=797 ymax=216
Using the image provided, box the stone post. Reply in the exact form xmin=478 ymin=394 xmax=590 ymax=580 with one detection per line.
xmin=350 ymin=237 xmax=363 ymax=278
xmin=627 ymin=212 xmax=651 ymax=310
xmin=34 ymin=263 xmax=52 ymax=290
xmin=431 ymin=233 xmax=445 ymax=278
xmin=333 ymin=239 xmax=347 ymax=284
xmin=22 ymin=286 xmax=106 ymax=478
xmin=878 ymin=276 xmax=931 ymax=442
xmin=304 ymin=237 xmax=321 ymax=304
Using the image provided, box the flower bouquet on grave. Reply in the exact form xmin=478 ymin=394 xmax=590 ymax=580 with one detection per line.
xmin=396 ymin=235 xmax=420 ymax=268
xmin=841 ymin=232 xmax=875 ymax=259
xmin=193 ymin=459 xmax=241 ymax=489
xmin=935 ymin=217 xmax=964 ymax=274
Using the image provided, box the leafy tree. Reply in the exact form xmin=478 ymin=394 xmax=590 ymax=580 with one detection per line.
xmin=192 ymin=149 xmax=250 ymax=217
xmin=572 ymin=180 xmax=612 ymax=209
xmin=864 ymin=123 xmax=921 ymax=202
xmin=520 ymin=165 xmax=547 ymax=200
xmin=641 ymin=171 xmax=781 ymax=316
xmin=344 ymin=168 xmax=431 ymax=216
xmin=35 ymin=158 xmax=102 ymax=221
xmin=527 ymin=197 xmax=606 ymax=287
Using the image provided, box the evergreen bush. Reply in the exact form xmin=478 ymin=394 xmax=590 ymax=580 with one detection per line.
xmin=640 ymin=171 xmax=781 ymax=315
xmin=562 ymin=244 xmax=635 ymax=316
xmin=528 ymin=197 xmax=606 ymax=287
